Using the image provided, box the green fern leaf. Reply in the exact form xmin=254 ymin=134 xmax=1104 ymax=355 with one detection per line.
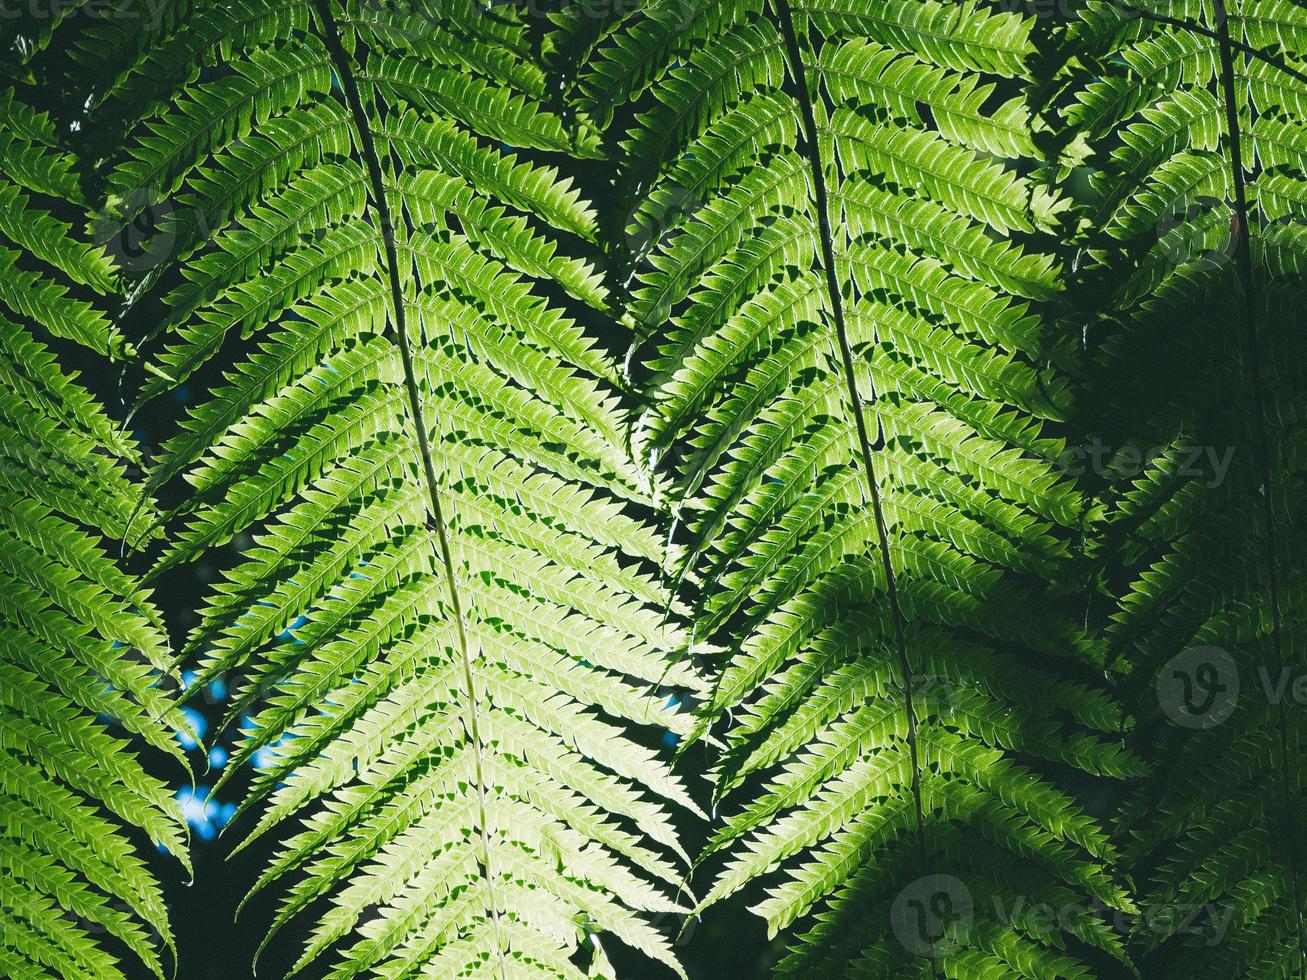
xmin=589 ymin=0 xmax=1139 ymax=974
xmin=0 ymin=82 xmax=187 ymax=980
xmin=77 ymin=1 xmax=705 ymax=976
xmin=1052 ymin=0 xmax=1307 ymax=975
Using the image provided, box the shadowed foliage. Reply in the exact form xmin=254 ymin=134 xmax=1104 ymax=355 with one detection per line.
xmin=0 ymin=1 xmax=1303 ymax=978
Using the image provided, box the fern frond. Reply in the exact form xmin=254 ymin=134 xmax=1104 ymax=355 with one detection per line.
xmin=0 ymin=82 xmax=187 ymax=980
xmin=591 ymin=0 xmax=1137 ymax=974
xmin=1053 ymin=0 xmax=1307 ymax=974
xmin=79 ymin=1 xmax=703 ymax=975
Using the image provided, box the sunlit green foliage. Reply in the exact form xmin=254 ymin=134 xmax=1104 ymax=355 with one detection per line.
xmin=1 ymin=1 xmax=1303 ymax=977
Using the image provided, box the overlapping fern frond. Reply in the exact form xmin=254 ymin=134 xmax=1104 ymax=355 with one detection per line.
xmin=6 ymin=0 xmax=1305 ymax=977
xmin=0 ymin=77 xmax=188 ymax=980
xmin=1050 ymin=1 xmax=1307 ymax=974
xmin=70 ymin=0 xmax=704 ymax=975
xmin=584 ymin=0 xmax=1143 ymax=974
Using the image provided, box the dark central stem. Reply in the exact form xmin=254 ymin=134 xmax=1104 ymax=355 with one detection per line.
xmin=772 ymin=0 xmax=934 ymax=965
xmin=1211 ymin=0 xmax=1306 ymax=971
xmin=311 ymin=1 xmax=506 ymax=971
